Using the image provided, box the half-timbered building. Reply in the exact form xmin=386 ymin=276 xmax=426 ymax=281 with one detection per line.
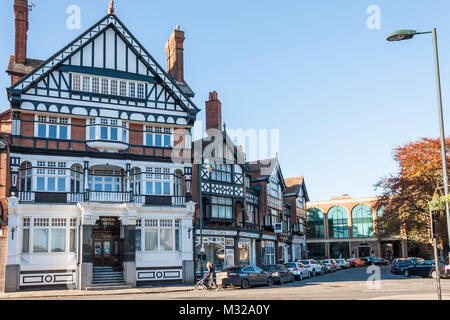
xmin=2 ymin=1 xmax=199 ymax=291
xmin=247 ymin=158 xmax=293 ymax=264
xmin=191 ymin=92 xmax=262 ymax=276
xmin=284 ymin=177 xmax=309 ymax=261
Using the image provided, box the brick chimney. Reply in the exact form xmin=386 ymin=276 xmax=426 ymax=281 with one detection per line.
xmin=165 ymin=26 xmax=185 ymax=83
xmin=14 ymin=0 xmax=29 ymax=65
xmin=206 ymin=91 xmax=222 ymax=131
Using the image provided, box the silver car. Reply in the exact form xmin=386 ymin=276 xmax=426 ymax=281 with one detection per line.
xmin=284 ymin=262 xmax=310 ymax=281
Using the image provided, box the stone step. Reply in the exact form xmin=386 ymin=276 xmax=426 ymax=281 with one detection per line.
xmin=85 ymin=285 xmax=132 ymax=291
xmin=93 ymin=272 xmax=124 ymax=277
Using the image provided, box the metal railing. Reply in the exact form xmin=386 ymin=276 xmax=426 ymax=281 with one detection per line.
xmin=20 ymin=191 xmax=185 ymax=206
xmin=87 ymin=191 xmax=131 ymax=203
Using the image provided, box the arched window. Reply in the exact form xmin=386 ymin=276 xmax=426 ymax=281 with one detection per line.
xmin=352 ymin=204 xmax=374 ymax=238
xmin=19 ymin=162 xmax=32 ymax=192
xmin=377 ymin=206 xmax=384 ymax=234
xmin=377 ymin=206 xmax=384 ymax=218
xmin=306 ymin=208 xmax=324 ymax=239
xmin=174 ymin=170 xmax=183 ymax=197
xmin=328 ymin=206 xmax=348 ymax=238
xmin=130 ymin=167 xmax=142 ymax=195
xmin=70 ymin=164 xmax=83 ymax=193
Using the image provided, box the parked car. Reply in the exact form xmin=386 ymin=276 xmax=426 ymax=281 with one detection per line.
xmin=330 ymin=259 xmax=342 ymax=270
xmin=367 ymin=257 xmax=389 ymax=266
xmin=390 ymin=258 xmax=414 ymax=275
xmin=406 ymin=257 xmax=425 ymax=265
xmin=336 ymin=258 xmax=350 ymax=269
xmin=262 ymin=264 xmax=294 ymax=284
xmin=347 ymin=258 xmax=366 ymax=267
xmin=360 ymin=257 xmax=371 ymax=265
xmin=216 ymin=266 xmax=272 ymax=289
xmin=299 ymin=259 xmax=324 ymax=277
xmin=284 ymin=262 xmax=310 ymax=280
xmin=321 ymin=259 xmax=337 ymax=272
xmin=404 ymin=260 xmax=446 ymax=278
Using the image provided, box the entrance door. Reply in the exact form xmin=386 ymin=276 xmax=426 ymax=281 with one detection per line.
xmin=358 ymin=244 xmax=371 ymax=257
xmin=92 ymin=217 xmax=122 ymax=270
xmin=93 ymin=235 xmax=113 ymax=266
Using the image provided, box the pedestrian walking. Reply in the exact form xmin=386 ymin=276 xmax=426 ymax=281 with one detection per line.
xmin=206 ymin=261 xmax=217 ymax=289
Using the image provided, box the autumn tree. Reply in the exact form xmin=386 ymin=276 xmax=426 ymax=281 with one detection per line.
xmin=375 ymin=137 xmax=450 ymax=257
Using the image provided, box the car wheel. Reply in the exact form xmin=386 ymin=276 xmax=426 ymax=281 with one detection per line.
xmin=279 ymin=277 xmax=284 ymax=285
xmin=221 ymin=285 xmax=228 ymax=289
xmin=404 ymin=270 xmax=410 ymax=277
xmin=241 ymin=279 xmax=249 ymax=289
xmin=268 ymin=277 xmax=274 ymax=286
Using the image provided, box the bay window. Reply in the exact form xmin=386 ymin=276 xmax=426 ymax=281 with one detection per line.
xmin=19 ymin=162 xmax=32 ymax=192
xmin=36 ymin=161 xmax=67 ymax=192
xmin=210 ymin=197 xmax=233 ymax=219
xmin=145 ymin=167 xmax=171 ymax=195
xmin=87 ymin=118 xmax=128 ymax=143
xmin=210 ymin=163 xmax=232 ymax=183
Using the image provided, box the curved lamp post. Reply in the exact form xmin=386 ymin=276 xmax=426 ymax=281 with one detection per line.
xmin=387 ymin=28 xmax=448 ymax=300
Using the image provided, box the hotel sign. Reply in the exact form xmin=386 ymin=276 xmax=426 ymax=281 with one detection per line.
xmin=239 ymin=232 xmax=260 ymax=239
xmin=195 ymin=229 xmax=237 ymax=236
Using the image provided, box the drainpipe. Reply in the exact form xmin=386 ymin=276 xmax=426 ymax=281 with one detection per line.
xmin=77 ymin=219 xmax=83 ymax=290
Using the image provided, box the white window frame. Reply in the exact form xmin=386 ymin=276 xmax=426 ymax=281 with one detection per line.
xmin=136 ymin=218 xmax=181 ymax=252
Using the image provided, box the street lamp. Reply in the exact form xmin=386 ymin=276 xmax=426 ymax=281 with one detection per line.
xmin=388 ymin=28 xmax=449 ymax=300
xmin=198 ymin=160 xmax=213 ymax=278
xmin=387 ymin=28 xmax=450 ymax=260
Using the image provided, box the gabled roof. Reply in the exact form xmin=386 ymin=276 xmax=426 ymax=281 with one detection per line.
xmin=193 ymin=131 xmax=248 ymax=170
xmin=246 ymin=157 xmax=286 ymax=189
xmin=284 ymin=176 xmax=310 ymax=202
xmin=7 ymin=14 xmax=199 ymax=116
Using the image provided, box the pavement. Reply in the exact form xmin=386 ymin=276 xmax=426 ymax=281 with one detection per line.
xmin=0 ymin=284 xmax=194 ymax=300
xmin=2 ymin=266 xmax=450 ymax=300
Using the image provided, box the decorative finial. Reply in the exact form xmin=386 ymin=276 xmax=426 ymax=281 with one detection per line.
xmin=176 ymin=25 xmax=181 ymax=31
xmin=223 ymin=122 xmax=227 ymax=132
xmin=108 ymin=0 xmax=114 ymax=15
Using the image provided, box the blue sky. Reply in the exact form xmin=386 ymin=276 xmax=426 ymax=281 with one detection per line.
xmin=1 ymin=0 xmax=449 ymax=201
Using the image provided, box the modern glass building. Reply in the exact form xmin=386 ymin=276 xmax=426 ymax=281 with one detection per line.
xmin=306 ymin=195 xmax=408 ymax=260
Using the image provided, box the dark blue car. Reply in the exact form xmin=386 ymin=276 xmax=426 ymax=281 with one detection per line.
xmin=390 ymin=258 xmax=413 ymax=275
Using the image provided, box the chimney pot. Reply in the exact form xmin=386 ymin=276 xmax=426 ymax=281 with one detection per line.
xmin=14 ymin=0 xmax=29 ymax=65
xmin=165 ymin=27 xmax=185 ymax=83
xmin=206 ymin=91 xmax=222 ymax=132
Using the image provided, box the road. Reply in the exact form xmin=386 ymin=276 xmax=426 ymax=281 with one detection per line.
xmin=14 ymin=266 xmax=450 ymax=300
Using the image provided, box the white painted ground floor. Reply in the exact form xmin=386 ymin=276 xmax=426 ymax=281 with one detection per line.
xmin=3 ymin=196 xmax=196 ymax=292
